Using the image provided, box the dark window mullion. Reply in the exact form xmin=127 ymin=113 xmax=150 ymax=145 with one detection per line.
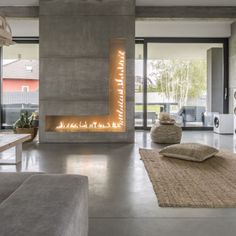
xmin=143 ymin=40 xmax=148 ymax=129
xmin=0 ymin=47 xmax=2 ymax=129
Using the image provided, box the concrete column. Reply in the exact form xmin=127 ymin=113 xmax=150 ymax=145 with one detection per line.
xmin=207 ymin=48 xmax=224 ymax=113
xmin=39 ymin=0 xmax=135 ymax=143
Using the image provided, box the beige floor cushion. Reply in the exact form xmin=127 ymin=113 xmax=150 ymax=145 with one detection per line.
xmin=159 ymin=143 xmax=219 ymax=162
xmin=150 ymin=123 xmax=182 ymax=144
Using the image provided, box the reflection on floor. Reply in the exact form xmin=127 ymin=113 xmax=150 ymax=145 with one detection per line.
xmin=0 ymin=131 xmax=236 ymax=236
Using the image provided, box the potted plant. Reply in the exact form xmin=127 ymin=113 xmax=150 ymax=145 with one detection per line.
xmin=13 ymin=111 xmax=38 ymax=142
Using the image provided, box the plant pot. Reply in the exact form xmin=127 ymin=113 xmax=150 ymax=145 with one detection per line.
xmin=14 ymin=127 xmax=38 ymax=142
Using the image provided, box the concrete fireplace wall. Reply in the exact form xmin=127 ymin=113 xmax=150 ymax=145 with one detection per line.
xmin=39 ymin=0 xmax=135 ymax=143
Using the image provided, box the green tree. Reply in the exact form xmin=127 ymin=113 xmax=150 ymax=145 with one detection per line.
xmin=148 ymin=59 xmax=206 ymax=109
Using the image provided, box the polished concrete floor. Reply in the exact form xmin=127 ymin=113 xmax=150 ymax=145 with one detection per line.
xmin=1 ymin=131 xmax=236 ymax=236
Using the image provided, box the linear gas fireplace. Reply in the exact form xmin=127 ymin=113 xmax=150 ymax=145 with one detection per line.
xmin=45 ymin=39 xmax=126 ymax=133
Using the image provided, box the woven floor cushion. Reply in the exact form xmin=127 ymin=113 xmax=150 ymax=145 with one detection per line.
xmin=151 ymin=123 xmax=182 ymax=144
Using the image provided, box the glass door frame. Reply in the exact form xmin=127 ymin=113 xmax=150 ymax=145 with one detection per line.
xmin=135 ymin=37 xmax=229 ymax=130
xmin=0 ymin=37 xmax=39 ymax=129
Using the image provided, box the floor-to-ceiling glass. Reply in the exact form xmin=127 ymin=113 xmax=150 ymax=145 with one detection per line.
xmin=135 ymin=39 xmax=227 ymax=129
xmin=1 ymin=43 xmax=39 ymax=128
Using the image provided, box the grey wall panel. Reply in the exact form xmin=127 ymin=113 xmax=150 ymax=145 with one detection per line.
xmin=207 ymin=48 xmax=224 ymax=113
xmin=40 ymin=0 xmax=135 ymax=16
xmin=40 ymin=16 xmax=135 ymax=59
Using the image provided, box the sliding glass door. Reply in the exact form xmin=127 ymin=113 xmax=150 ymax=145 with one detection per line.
xmin=1 ymin=41 xmax=39 ymax=128
xmin=135 ymin=38 xmax=228 ymax=129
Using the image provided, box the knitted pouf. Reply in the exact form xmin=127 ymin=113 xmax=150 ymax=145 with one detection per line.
xmin=150 ymin=123 xmax=182 ymax=144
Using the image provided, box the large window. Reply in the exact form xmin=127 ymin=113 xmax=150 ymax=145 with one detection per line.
xmin=135 ymin=39 xmax=228 ymax=129
xmin=1 ymin=42 xmax=39 ymax=128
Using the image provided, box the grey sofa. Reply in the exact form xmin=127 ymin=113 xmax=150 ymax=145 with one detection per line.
xmin=0 ymin=172 xmax=88 ymax=236
xmin=177 ymin=106 xmax=205 ymax=126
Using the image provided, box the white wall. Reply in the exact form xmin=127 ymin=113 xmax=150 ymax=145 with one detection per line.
xmin=7 ymin=18 xmax=39 ymax=37
xmin=136 ymin=20 xmax=232 ymax=38
xmin=6 ymin=18 xmax=232 ymax=38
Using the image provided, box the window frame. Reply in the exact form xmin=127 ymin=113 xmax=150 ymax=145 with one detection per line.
xmin=135 ymin=37 xmax=229 ymax=130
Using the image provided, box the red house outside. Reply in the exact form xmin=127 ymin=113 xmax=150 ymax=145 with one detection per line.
xmin=2 ymin=59 xmax=39 ymax=127
xmin=2 ymin=59 xmax=39 ymax=92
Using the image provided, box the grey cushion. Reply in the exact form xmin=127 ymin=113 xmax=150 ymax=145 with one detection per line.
xmin=0 ymin=174 xmax=88 ymax=236
xmin=159 ymin=143 xmax=219 ymax=162
xmin=0 ymin=172 xmax=42 ymax=204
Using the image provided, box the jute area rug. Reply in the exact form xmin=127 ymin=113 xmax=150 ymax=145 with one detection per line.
xmin=140 ymin=148 xmax=236 ymax=208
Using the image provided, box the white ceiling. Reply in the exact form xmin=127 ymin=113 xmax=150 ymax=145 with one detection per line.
xmin=136 ymin=20 xmax=232 ymax=38
xmin=1 ymin=0 xmax=236 ymax=6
